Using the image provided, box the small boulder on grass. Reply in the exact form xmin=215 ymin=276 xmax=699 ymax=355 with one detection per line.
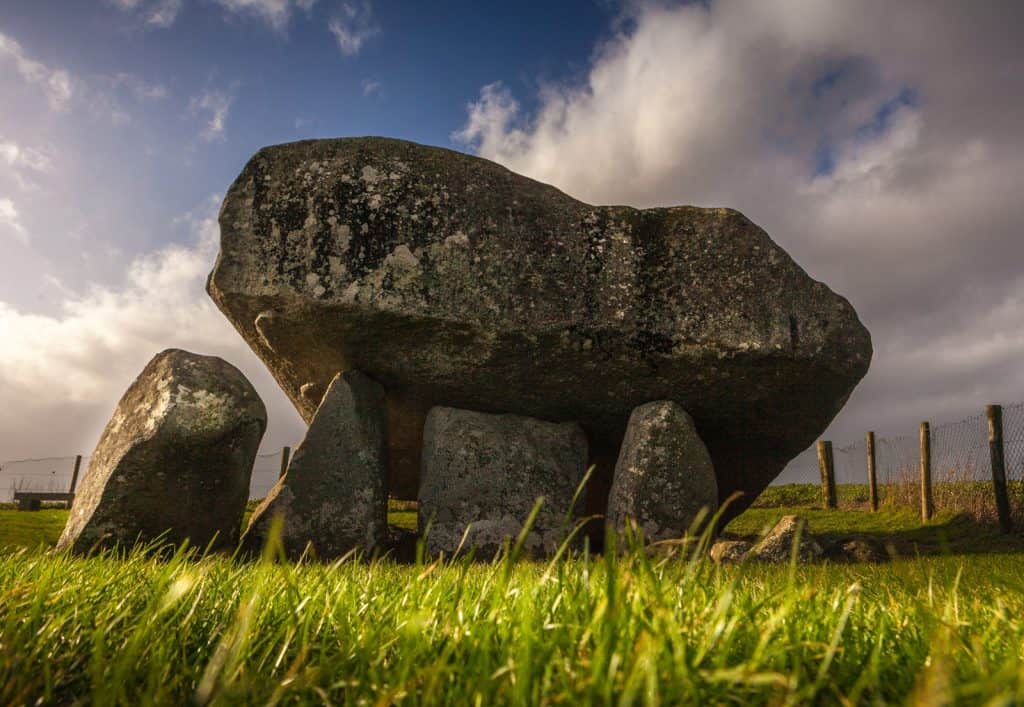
xmin=747 ymin=515 xmax=823 ymax=563
xmin=709 ymin=539 xmax=752 ymax=563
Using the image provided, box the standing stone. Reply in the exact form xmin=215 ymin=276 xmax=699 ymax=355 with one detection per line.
xmin=241 ymin=370 xmax=388 ymax=560
xmin=607 ymin=401 xmax=718 ymax=542
xmin=208 ymin=137 xmax=872 ymax=522
xmin=419 ymin=407 xmax=588 ymax=558
xmin=57 ymin=349 xmax=266 ymax=554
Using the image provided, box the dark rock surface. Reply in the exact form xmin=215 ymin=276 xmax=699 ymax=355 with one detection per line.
xmin=241 ymin=370 xmax=388 ymax=560
xmin=418 ymin=407 xmax=588 ymax=558
xmin=606 ymin=401 xmax=718 ymax=541
xmin=828 ymin=538 xmax=890 ymax=563
xmin=208 ymin=136 xmax=872 ymax=520
xmin=57 ymin=349 xmax=266 ymax=554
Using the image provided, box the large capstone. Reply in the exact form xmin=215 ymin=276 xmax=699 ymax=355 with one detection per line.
xmin=208 ymin=136 xmax=872 ymax=521
xmin=57 ymin=349 xmax=266 ymax=554
xmin=606 ymin=401 xmax=718 ymax=542
xmin=241 ymin=370 xmax=388 ymax=559
xmin=418 ymin=407 xmax=588 ymax=558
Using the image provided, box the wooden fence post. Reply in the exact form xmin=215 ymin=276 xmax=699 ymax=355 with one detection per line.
xmin=920 ymin=422 xmax=933 ymax=522
xmin=866 ymin=431 xmax=879 ymax=512
xmin=986 ymin=404 xmax=1012 ymax=534
xmin=817 ymin=440 xmax=837 ymax=509
xmin=279 ymin=446 xmax=291 ymax=479
xmin=69 ymin=455 xmax=82 ymax=494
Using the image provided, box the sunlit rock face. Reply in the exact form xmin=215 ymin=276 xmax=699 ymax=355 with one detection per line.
xmin=208 ymin=136 xmax=871 ymax=522
xmin=58 ymin=349 xmax=266 ymax=554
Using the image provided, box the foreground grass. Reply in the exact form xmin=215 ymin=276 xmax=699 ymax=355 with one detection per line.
xmin=2 ymin=543 xmax=1024 ymax=705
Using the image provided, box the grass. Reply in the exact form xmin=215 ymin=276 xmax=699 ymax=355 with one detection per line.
xmin=3 ymin=499 xmax=1024 ymax=703
xmin=2 ymin=536 xmax=1024 ymax=704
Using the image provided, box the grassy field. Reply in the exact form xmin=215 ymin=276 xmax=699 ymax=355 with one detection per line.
xmin=2 ymin=497 xmax=1023 ymax=704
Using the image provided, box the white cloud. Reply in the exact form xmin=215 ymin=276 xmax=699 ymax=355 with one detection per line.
xmin=455 ymin=0 xmax=1024 ymax=459
xmin=0 ymin=197 xmax=28 ymax=244
xmin=0 ymin=199 xmax=303 ymax=459
xmin=189 ymin=88 xmax=234 ymax=141
xmin=328 ymin=2 xmax=379 ymax=56
xmin=214 ymin=0 xmax=317 ymax=31
xmin=146 ymin=0 xmax=183 ymax=28
xmin=0 ymin=31 xmax=73 ymax=111
xmin=361 ymin=78 xmax=381 ymax=96
xmin=0 ymin=140 xmax=52 ymax=191
xmin=106 ymin=0 xmax=182 ymax=29
xmin=0 ymin=141 xmax=52 ymax=173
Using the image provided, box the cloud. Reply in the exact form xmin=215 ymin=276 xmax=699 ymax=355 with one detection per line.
xmin=455 ymin=0 xmax=1024 ymax=464
xmin=361 ymin=78 xmax=381 ymax=96
xmin=0 ymin=140 xmax=53 ymax=191
xmin=0 ymin=197 xmax=28 ymax=244
xmin=145 ymin=0 xmax=183 ymax=29
xmin=214 ymin=0 xmax=317 ymax=31
xmin=0 ymin=198 xmax=303 ymax=460
xmin=189 ymin=88 xmax=234 ymax=141
xmin=0 ymin=141 xmax=52 ymax=173
xmin=0 ymin=31 xmax=73 ymax=111
xmin=328 ymin=2 xmax=379 ymax=56
xmin=106 ymin=0 xmax=182 ymax=29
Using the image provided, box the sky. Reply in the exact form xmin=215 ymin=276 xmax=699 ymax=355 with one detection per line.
xmin=0 ymin=0 xmax=1022 ymax=484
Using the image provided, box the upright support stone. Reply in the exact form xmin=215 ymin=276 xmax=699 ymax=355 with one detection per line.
xmin=242 ymin=371 xmax=389 ymax=560
xmin=920 ymin=422 xmax=933 ymax=522
xmin=866 ymin=431 xmax=878 ymax=512
xmin=816 ymin=440 xmax=837 ymax=509
xmin=418 ymin=407 xmax=588 ymax=558
xmin=987 ymin=404 xmax=1012 ymax=534
xmin=606 ymin=401 xmax=718 ymax=542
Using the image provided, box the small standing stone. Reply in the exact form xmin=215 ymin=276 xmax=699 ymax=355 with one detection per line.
xmin=606 ymin=401 xmax=718 ymax=542
xmin=242 ymin=370 xmax=388 ymax=560
xmin=747 ymin=515 xmax=823 ymax=563
xmin=57 ymin=349 xmax=266 ymax=554
xmin=418 ymin=407 xmax=588 ymax=558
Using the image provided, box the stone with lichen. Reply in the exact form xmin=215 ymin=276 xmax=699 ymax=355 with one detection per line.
xmin=607 ymin=400 xmax=717 ymax=542
xmin=747 ymin=515 xmax=823 ymax=563
xmin=208 ymin=136 xmax=872 ymax=522
xmin=57 ymin=349 xmax=266 ymax=555
xmin=241 ymin=370 xmax=388 ymax=560
xmin=418 ymin=406 xmax=587 ymax=558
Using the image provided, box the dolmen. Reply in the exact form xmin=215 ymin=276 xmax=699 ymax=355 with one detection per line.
xmin=59 ymin=136 xmax=872 ymax=559
xmin=205 ymin=136 xmax=871 ymax=555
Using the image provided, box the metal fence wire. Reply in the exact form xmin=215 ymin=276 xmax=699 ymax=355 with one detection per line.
xmin=0 ymin=450 xmax=288 ymax=504
xmin=793 ymin=403 xmax=1024 ymax=524
xmin=4 ymin=403 xmax=1024 ymax=522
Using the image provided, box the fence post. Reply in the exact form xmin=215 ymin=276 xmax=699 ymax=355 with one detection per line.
xmin=279 ymin=446 xmax=291 ymax=479
xmin=69 ymin=455 xmax=82 ymax=494
xmin=816 ymin=440 xmax=837 ymax=509
xmin=920 ymin=422 xmax=933 ymax=522
xmin=986 ymin=404 xmax=1012 ymax=533
xmin=866 ymin=431 xmax=878 ymax=512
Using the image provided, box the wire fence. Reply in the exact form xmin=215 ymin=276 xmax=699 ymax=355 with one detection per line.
xmin=0 ymin=449 xmax=290 ymax=504
xmin=786 ymin=403 xmax=1024 ymax=525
